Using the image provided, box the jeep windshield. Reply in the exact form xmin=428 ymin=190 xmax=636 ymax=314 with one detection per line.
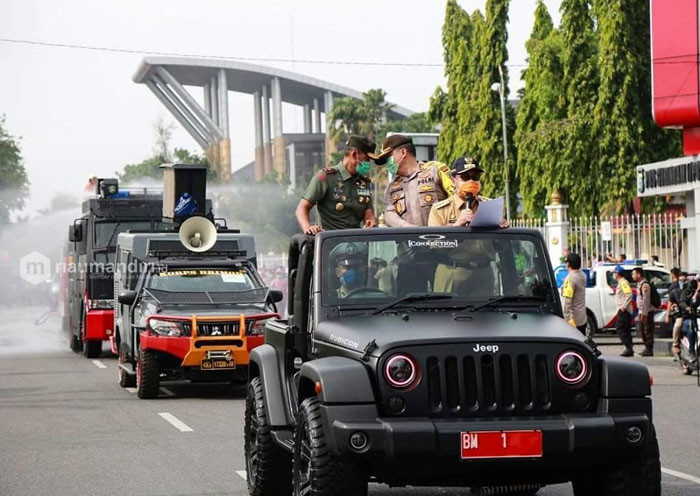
xmin=321 ymin=232 xmax=555 ymax=309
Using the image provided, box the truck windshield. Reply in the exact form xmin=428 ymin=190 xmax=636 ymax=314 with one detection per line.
xmin=147 ymin=269 xmax=257 ymax=293
xmin=94 ymin=221 xmax=170 ymax=248
xmin=321 ymin=232 xmax=554 ymax=307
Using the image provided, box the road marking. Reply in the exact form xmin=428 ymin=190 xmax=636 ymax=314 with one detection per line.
xmin=662 ymin=467 xmax=700 ymax=485
xmin=158 ymin=412 xmax=193 ymax=432
xmin=160 ymin=387 xmax=175 ymax=397
xmin=236 ymin=471 xmax=247 ymax=481
xmin=91 ymin=360 xmax=107 ymax=369
xmin=126 ymin=387 xmax=137 ymax=394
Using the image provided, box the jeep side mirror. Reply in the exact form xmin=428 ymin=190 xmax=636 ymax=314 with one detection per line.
xmin=118 ymin=290 xmax=137 ymax=306
xmin=69 ymin=221 xmax=83 ymax=243
xmin=268 ymin=289 xmax=284 ymax=303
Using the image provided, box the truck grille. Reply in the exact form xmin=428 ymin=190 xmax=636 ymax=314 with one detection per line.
xmin=182 ymin=321 xmax=241 ymax=337
xmin=424 ymin=353 xmax=551 ymax=416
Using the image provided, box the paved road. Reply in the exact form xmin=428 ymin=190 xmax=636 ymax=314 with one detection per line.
xmin=1 ymin=306 xmax=699 ymax=495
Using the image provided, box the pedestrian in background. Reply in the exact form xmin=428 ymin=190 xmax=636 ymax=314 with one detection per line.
xmin=562 ymin=253 xmax=590 ymax=340
xmin=613 ymin=265 xmax=635 ymax=357
xmin=632 ymin=267 xmax=655 ymax=356
xmin=667 ymin=268 xmax=686 ymax=361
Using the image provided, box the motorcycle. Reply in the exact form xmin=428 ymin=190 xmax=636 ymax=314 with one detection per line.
xmin=679 ymin=313 xmax=700 ymax=380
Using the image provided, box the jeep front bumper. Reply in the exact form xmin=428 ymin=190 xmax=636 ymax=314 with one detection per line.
xmin=320 ymin=403 xmax=652 ymax=485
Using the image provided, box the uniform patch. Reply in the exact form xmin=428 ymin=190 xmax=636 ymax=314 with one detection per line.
xmin=620 ymin=280 xmax=632 ymax=295
xmin=396 ymin=201 xmax=405 ymax=215
xmin=562 ymin=277 xmax=574 ymax=299
xmin=434 ymin=198 xmax=451 ymax=209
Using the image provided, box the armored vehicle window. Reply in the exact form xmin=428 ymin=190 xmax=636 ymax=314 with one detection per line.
xmin=147 ymin=269 xmax=257 ymax=293
xmin=94 ymin=221 xmax=170 ymax=249
xmin=321 ymin=233 xmax=553 ymax=307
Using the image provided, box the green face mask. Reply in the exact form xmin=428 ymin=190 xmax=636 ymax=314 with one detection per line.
xmin=356 ymin=160 xmax=372 ymax=177
xmin=385 ymin=156 xmax=398 ymax=175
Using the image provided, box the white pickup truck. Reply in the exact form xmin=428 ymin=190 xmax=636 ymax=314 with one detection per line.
xmin=556 ymin=261 xmax=671 ymax=334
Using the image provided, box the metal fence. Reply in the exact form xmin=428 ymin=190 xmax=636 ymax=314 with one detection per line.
xmin=512 ymin=214 xmax=687 ymax=269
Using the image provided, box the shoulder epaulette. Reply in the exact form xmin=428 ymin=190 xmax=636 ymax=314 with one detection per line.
xmin=434 ymin=198 xmax=451 ymax=209
xmin=323 ymin=167 xmax=338 ymax=174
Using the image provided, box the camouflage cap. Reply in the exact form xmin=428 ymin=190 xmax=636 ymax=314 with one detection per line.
xmin=346 ymin=135 xmax=377 ymax=156
xmin=368 ymin=134 xmax=413 ymax=165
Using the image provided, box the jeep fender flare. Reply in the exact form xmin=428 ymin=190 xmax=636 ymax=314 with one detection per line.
xmin=249 ymin=344 xmax=290 ymax=427
xmin=299 ymin=356 xmax=375 ymax=404
xmin=597 ymin=356 xmax=652 ymax=398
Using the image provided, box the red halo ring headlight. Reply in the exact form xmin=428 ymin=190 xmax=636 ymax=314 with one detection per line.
xmin=555 ymin=350 xmax=589 ymax=386
xmin=384 ymin=354 xmax=418 ymax=389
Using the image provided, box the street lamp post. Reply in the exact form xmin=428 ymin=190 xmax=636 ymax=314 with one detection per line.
xmin=491 ymin=65 xmax=511 ymax=221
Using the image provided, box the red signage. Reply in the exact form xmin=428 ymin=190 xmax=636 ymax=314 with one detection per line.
xmin=651 ymin=1 xmax=700 ymax=154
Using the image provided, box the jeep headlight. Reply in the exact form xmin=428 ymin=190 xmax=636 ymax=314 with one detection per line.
xmin=384 ymin=354 xmax=420 ymax=389
xmin=555 ymin=350 xmax=589 ymax=386
xmin=148 ymin=318 xmax=184 ymax=337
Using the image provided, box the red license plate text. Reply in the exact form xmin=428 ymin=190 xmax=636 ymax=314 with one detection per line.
xmin=460 ymin=430 xmax=543 ymax=459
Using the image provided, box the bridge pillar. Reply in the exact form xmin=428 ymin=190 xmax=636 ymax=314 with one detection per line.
xmin=262 ymin=85 xmax=273 ymax=176
xmin=253 ymin=91 xmax=264 ymax=181
xmin=272 ymin=77 xmax=286 ymax=178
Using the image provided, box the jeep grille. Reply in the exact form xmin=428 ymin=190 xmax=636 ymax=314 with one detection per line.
xmin=425 ymin=353 xmax=551 ymax=415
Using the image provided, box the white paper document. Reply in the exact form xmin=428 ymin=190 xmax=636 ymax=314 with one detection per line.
xmin=469 ymin=196 xmax=504 ymax=227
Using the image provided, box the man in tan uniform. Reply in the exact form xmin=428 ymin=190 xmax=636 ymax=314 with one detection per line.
xmin=427 ymin=157 xmax=507 ymax=296
xmin=613 ymin=266 xmax=635 ymax=357
xmin=371 ymin=135 xmax=454 ymax=227
xmin=562 ymin=253 xmax=589 ymax=339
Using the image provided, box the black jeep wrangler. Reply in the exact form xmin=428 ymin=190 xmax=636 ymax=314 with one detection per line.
xmin=245 ymin=228 xmax=660 ymax=496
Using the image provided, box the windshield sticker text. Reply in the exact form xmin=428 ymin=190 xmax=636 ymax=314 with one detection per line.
xmin=407 ymin=239 xmax=459 ymax=249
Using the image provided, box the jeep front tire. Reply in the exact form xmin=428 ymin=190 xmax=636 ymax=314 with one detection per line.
xmin=244 ymin=377 xmax=291 ymax=496
xmin=136 ymin=344 xmax=159 ymax=399
xmin=292 ymin=396 xmax=367 ymax=496
xmin=573 ymin=424 xmax=661 ymax=496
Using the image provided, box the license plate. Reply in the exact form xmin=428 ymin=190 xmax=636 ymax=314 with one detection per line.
xmin=201 ymin=359 xmax=235 ymax=370
xmin=460 ymin=430 xmax=543 ymax=459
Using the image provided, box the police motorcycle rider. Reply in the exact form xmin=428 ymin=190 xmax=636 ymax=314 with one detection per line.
xmin=677 ymin=278 xmax=700 ymax=374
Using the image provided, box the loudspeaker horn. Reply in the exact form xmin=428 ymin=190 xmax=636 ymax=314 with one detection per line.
xmin=178 ymin=216 xmax=218 ymax=253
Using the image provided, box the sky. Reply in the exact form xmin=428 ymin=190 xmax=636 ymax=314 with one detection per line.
xmin=0 ymin=0 xmax=561 ymax=217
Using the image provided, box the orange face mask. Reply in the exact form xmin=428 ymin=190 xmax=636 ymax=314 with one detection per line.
xmin=458 ymin=181 xmax=481 ymax=200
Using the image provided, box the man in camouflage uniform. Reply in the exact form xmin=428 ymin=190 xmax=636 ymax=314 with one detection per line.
xmin=613 ymin=266 xmax=635 ymax=357
xmin=295 ymin=135 xmax=377 ymax=234
xmin=371 ymin=134 xmax=454 ymax=227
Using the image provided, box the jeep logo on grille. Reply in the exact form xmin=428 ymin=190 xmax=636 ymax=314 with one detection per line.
xmin=473 ymin=343 xmax=499 ymax=353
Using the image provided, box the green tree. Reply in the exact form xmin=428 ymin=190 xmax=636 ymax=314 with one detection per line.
xmin=559 ymin=0 xmax=600 ymax=215
xmin=431 ymin=0 xmax=472 ymax=165
xmin=474 ymin=0 xmax=513 ymax=202
xmin=593 ymin=0 xmax=680 ymax=214
xmin=327 ymin=89 xmax=395 ymax=146
xmin=117 ymin=119 xmax=214 ymax=184
xmin=515 ymin=1 xmax=566 ymax=216
xmin=0 ymin=116 xmax=30 ymax=225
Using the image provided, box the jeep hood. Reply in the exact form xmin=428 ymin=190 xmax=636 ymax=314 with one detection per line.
xmin=314 ymin=311 xmax=586 ymax=356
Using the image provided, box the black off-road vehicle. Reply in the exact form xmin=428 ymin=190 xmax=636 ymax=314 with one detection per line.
xmin=245 ymin=228 xmax=660 ymax=496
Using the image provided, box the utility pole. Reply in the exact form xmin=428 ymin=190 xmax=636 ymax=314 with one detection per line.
xmin=491 ymin=64 xmax=511 ymax=221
